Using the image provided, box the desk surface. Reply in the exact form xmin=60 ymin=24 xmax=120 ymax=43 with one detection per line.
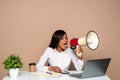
xmin=3 ymin=70 xmax=111 ymax=80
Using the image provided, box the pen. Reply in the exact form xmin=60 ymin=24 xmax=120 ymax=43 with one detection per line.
xmin=46 ymin=71 xmax=52 ymax=75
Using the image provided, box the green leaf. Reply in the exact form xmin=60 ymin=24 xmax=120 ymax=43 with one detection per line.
xmin=3 ymin=54 xmax=23 ymax=70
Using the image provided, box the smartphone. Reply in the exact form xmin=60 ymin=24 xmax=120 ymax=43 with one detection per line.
xmin=62 ymin=71 xmax=69 ymax=74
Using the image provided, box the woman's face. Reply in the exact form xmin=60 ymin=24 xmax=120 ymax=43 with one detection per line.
xmin=57 ymin=34 xmax=68 ymax=51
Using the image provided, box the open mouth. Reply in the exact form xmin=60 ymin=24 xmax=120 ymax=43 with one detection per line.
xmin=63 ymin=42 xmax=67 ymax=48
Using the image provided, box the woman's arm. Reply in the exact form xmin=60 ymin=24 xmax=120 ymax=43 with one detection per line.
xmin=36 ymin=47 xmax=51 ymax=71
xmin=67 ymin=47 xmax=84 ymax=71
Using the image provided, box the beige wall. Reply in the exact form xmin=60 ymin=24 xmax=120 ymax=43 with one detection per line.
xmin=0 ymin=0 xmax=120 ymax=79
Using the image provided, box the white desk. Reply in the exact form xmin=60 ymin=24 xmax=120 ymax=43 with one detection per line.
xmin=3 ymin=70 xmax=111 ymax=80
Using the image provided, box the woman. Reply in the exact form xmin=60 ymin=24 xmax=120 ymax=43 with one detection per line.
xmin=36 ymin=30 xmax=84 ymax=73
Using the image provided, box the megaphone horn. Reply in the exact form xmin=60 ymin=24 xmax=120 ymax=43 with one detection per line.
xmin=70 ymin=30 xmax=99 ymax=50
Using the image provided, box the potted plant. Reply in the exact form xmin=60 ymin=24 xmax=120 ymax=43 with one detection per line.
xmin=3 ymin=54 xmax=23 ymax=78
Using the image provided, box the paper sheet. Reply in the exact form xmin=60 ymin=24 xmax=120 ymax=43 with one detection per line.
xmin=31 ymin=71 xmax=61 ymax=77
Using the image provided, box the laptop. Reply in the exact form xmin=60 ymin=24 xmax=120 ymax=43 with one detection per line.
xmin=69 ymin=58 xmax=111 ymax=79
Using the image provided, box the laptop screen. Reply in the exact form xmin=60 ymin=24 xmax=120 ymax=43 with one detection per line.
xmin=81 ymin=58 xmax=111 ymax=78
xmin=70 ymin=58 xmax=111 ymax=79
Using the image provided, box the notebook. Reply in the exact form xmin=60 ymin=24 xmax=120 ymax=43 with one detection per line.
xmin=69 ymin=58 xmax=111 ymax=79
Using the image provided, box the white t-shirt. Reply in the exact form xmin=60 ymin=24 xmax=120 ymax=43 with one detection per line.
xmin=36 ymin=47 xmax=84 ymax=72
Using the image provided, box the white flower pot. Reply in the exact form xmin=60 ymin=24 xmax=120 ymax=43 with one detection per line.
xmin=9 ymin=68 xmax=19 ymax=78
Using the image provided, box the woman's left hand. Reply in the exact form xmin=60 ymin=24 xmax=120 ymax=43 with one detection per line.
xmin=74 ymin=45 xmax=83 ymax=59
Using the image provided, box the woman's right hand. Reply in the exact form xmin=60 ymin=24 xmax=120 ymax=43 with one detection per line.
xmin=48 ymin=66 xmax=62 ymax=73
